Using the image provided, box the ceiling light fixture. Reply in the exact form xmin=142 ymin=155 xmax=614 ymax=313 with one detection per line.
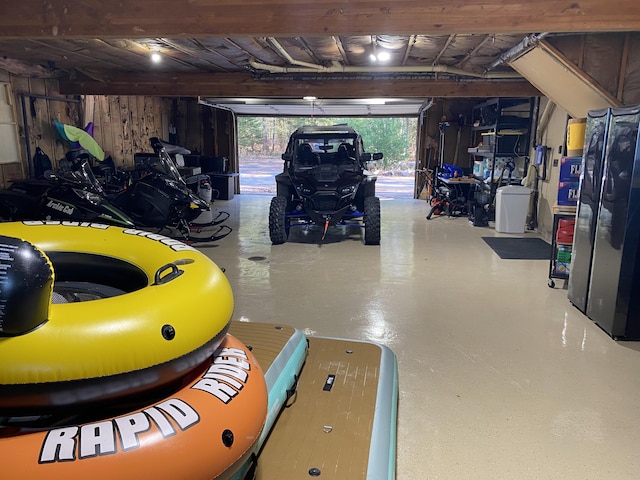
xmin=150 ymin=52 xmax=162 ymax=63
xmin=376 ymin=51 xmax=391 ymax=62
xmin=369 ymin=49 xmax=390 ymax=63
xmin=369 ymin=38 xmax=390 ymax=63
xmin=302 ymin=96 xmax=317 ymax=118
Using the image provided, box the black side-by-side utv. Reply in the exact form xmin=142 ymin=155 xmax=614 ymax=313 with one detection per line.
xmin=269 ymin=125 xmax=383 ymax=245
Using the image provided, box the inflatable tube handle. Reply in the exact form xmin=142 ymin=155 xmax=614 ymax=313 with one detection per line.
xmin=153 ymin=263 xmax=183 ymax=285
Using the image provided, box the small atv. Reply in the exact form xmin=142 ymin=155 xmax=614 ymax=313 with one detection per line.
xmin=269 ymin=125 xmax=383 ymax=245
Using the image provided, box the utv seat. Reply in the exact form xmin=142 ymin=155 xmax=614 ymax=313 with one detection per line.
xmin=297 ymin=143 xmax=320 ymax=166
xmin=337 ymin=143 xmax=357 ymax=170
xmin=337 ymin=144 xmax=353 ymax=161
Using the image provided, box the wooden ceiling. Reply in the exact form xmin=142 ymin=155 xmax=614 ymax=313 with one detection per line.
xmin=2 ymin=0 xmax=640 ymax=114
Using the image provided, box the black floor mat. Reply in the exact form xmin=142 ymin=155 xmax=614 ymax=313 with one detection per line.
xmin=482 ymin=237 xmax=551 ymax=260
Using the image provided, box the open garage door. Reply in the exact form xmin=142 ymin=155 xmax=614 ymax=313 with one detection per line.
xmin=509 ymin=40 xmax=621 ymax=118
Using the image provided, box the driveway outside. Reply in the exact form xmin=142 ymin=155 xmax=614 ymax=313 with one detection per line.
xmin=239 ymin=155 xmax=415 ymax=199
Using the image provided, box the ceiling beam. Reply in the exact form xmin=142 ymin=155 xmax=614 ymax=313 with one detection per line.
xmin=433 ymin=35 xmax=456 ymax=65
xmin=401 ymin=35 xmax=418 ymax=66
xmin=157 ymin=38 xmax=232 ymax=72
xmin=455 ymin=35 xmax=493 ymax=68
xmin=333 ymin=37 xmax=349 ymax=65
xmin=3 ymin=0 xmax=640 ymax=38
xmin=59 ymin=72 xmax=540 ymax=98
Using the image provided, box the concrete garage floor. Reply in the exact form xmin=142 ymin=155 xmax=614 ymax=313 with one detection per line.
xmin=199 ymin=194 xmax=640 ymax=480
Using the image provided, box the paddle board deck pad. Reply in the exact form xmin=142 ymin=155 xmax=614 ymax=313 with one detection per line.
xmin=229 ymin=322 xmax=398 ymax=480
xmin=227 ymin=322 xmax=308 ymax=448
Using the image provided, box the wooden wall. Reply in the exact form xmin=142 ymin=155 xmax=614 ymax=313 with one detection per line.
xmin=0 ymin=68 xmax=174 ymax=182
xmin=1 ymin=70 xmax=81 ymax=182
xmin=172 ymin=99 xmax=236 ymax=162
xmin=415 ymin=99 xmax=475 ymax=197
xmin=171 ymin=98 xmax=238 ymax=187
xmin=84 ymin=94 xmax=169 ymax=169
xmin=3 ymin=76 xmax=170 ymax=177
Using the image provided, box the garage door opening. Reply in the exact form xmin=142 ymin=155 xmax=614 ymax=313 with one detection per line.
xmin=238 ymin=117 xmax=417 ymax=199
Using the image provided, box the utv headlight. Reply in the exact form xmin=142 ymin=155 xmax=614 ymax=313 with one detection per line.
xmin=339 ymin=185 xmax=357 ymax=195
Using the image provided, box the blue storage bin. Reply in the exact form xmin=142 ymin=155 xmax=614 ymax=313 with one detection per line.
xmin=558 ymin=181 xmax=580 ymax=205
xmin=559 ymin=156 xmax=582 ymax=182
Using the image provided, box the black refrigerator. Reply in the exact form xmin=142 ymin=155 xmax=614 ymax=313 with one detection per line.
xmin=567 ymin=109 xmax=610 ymax=313
xmin=569 ymin=105 xmax=640 ymax=339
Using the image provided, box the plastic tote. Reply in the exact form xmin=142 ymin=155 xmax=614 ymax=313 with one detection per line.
xmin=495 ymin=185 xmax=531 ymax=233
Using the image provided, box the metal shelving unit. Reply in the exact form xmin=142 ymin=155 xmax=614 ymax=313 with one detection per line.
xmin=469 ymin=97 xmax=535 ymax=187
xmin=548 ymin=207 xmax=576 ymax=288
xmin=466 ymin=97 xmax=535 ymax=225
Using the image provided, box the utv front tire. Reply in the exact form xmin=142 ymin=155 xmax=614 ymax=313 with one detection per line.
xmin=269 ymin=196 xmax=288 ymax=245
xmin=363 ymin=196 xmax=381 ymax=245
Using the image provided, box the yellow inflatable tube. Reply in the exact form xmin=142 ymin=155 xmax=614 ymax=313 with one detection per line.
xmin=0 ymin=220 xmax=233 ymax=413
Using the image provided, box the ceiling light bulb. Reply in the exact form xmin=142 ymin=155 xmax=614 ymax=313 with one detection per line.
xmin=377 ymin=51 xmax=390 ymax=62
xmin=303 ymin=96 xmax=317 ymax=101
xmin=151 ymin=52 xmax=162 ymax=63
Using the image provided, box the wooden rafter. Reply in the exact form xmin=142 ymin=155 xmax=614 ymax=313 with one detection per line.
xmin=433 ymin=35 xmax=456 ymax=65
xmin=402 ymin=35 xmax=417 ymax=66
xmin=455 ymin=35 xmax=493 ymax=68
xmin=27 ymin=39 xmax=125 ymax=69
xmin=617 ymin=32 xmax=631 ymax=101
xmin=333 ymin=36 xmax=349 ymax=65
xmin=126 ymin=39 xmax=214 ymax=70
xmin=59 ymin=72 xmax=541 ymax=98
xmin=157 ymin=38 xmax=232 ymax=72
xmin=223 ymin=39 xmax=253 ymax=58
xmin=3 ymin=0 xmax=639 ymax=38
xmin=296 ymin=37 xmax=323 ymax=65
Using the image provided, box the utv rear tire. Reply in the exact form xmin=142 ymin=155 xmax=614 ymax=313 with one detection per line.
xmin=269 ymin=196 xmax=288 ymax=245
xmin=363 ymin=196 xmax=381 ymax=245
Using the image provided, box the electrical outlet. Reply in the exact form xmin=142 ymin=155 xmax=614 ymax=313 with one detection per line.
xmin=553 ymin=158 xmax=559 ymax=167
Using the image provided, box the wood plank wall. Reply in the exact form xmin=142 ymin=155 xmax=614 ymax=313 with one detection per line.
xmin=171 ymin=99 xmax=235 ymax=157
xmin=85 ymin=94 xmax=169 ymax=169
xmin=3 ymin=66 xmax=317 ymax=199
xmin=414 ymin=99 xmax=475 ymax=197
xmin=0 ymin=68 xmax=174 ymax=184
xmin=1 ymin=70 xmax=81 ymax=183
xmin=172 ymin=98 xmax=237 ymax=174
